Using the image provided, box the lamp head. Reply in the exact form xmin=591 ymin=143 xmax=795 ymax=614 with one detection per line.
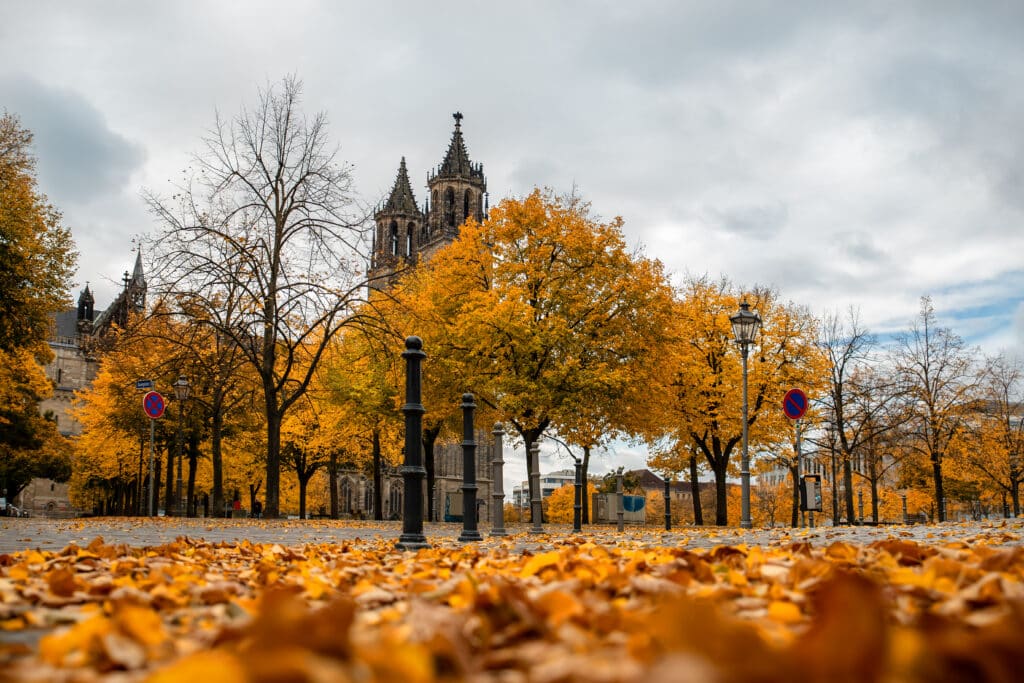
xmin=730 ymin=300 xmax=762 ymax=345
xmin=173 ymin=375 xmax=191 ymax=401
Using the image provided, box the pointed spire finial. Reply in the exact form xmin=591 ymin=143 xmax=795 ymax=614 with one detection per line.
xmin=453 ymin=111 xmax=463 ymax=129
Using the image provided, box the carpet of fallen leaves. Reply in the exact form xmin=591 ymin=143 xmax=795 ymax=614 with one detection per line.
xmin=2 ymin=523 xmax=1024 ymax=683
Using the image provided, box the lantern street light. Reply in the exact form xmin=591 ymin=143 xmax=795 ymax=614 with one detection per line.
xmin=173 ymin=375 xmax=190 ymax=517
xmin=730 ymin=300 xmax=762 ymax=530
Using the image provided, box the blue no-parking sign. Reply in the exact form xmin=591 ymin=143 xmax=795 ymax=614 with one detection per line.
xmin=143 ymin=391 xmax=166 ymax=419
xmin=782 ymin=388 xmax=808 ymax=420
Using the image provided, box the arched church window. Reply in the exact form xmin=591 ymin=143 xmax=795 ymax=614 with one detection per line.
xmin=407 ymin=223 xmax=415 ymax=256
xmin=390 ymin=221 xmax=399 ymax=256
xmin=464 ymin=190 xmax=472 ymax=222
xmin=444 ymin=188 xmax=455 ymax=228
xmin=341 ymin=479 xmax=352 ymax=514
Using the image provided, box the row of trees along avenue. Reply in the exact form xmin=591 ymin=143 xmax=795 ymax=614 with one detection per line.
xmin=54 ymin=77 xmax=1023 ymax=524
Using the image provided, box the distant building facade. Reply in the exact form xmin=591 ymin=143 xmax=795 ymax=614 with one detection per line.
xmin=13 ymin=253 xmax=147 ymax=516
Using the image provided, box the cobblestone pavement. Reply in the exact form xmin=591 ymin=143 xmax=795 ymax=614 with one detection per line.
xmin=1 ymin=516 xmax=1021 ymax=555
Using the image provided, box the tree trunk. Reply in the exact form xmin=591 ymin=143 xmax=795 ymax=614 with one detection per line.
xmin=789 ymin=462 xmax=800 ymax=527
xmin=137 ymin=434 xmax=145 ymax=515
xmin=211 ymin=407 xmax=225 ymax=518
xmin=154 ymin=453 xmax=162 ymax=516
xmin=264 ymin=408 xmax=282 ymax=518
xmin=423 ymin=424 xmax=441 ymax=521
xmin=713 ymin=462 xmax=728 ymax=526
xmin=249 ymin=481 xmax=261 ymax=518
xmin=164 ymin=444 xmax=174 ymax=517
xmin=843 ymin=457 xmax=855 ymax=524
xmin=689 ymin=454 xmax=703 ymax=526
xmin=830 ymin=446 xmax=839 ymax=525
xmin=870 ymin=475 xmax=879 ymax=523
xmin=372 ymin=429 xmax=383 ymax=521
xmin=187 ymin=433 xmax=199 ymax=518
xmin=1012 ymin=481 xmax=1020 ymax=517
xmin=328 ymin=451 xmax=339 ymax=519
xmin=582 ymin=446 xmax=591 ymax=524
xmin=298 ymin=475 xmax=308 ymax=519
xmin=932 ymin=457 xmax=945 ymax=522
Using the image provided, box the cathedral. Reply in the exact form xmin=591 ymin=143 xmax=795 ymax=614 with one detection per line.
xmin=368 ymin=112 xmax=488 ymax=289
xmin=350 ymin=113 xmax=499 ymax=522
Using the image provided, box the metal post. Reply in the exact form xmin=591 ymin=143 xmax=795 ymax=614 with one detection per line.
xmin=664 ymin=477 xmax=672 ymax=531
xmin=397 ymin=337 xmax=429 ymax=550
xmin=616 ymin=470 xmax=625 ymax=532
xmin=809 ymin=510 xmax=815 ymax=528
xmin=458 ymin=394 xmax=481 ymax=542
xmin=529 ymin=442 xmax=544 ymax=534
xmin=573 ymin=458 xmax=583 ymax=533
xmin=795 ymin=420 xmax=804 ymax=528
xmin=857 ymin=489 xmax=864 ymax=524
xmin=740 ymin=344 xmax=752 ymax=529
xmin=490 ymin=423 xmax=507 ymax=537
xmin=902 ymin=493 xmax=908 ymax=523
xmin=147 ymin=419 xmax=155 ymax=516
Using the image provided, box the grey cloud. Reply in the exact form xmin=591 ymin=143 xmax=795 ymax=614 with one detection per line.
xmin=836 ymin=231 xmax=887 ymax=264
xmin=0 ymin=75 xmax=145 ymax=204
xmin=708 ymin=201 xmax=788 ymax=239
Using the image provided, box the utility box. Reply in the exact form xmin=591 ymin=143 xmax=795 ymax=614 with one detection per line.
xmin=591 ymin=493 xmax=646 ymax=524
xmin=800 ymin=475 xmax=822 ymax=512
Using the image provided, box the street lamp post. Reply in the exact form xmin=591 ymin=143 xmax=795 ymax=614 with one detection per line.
xmin=172 ymin=375 xmax=190 ymax=518
xmin=730 ymin=300 xmax=762 ymax=530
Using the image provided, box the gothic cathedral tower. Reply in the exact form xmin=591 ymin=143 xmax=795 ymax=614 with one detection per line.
xmin=368 ymin=113 xmax=487 ymax=290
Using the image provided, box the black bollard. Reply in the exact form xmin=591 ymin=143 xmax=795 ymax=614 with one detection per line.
xmin=397 ymin=337 xmax=429 ymax=551
xmin=529 ymin=442 xmax=544 ymax=535
xmin=616 ymin=470 xmax=624 ymax=532
xmin=490 ymin=423 xmax=507 ymax=537
xmin=573 ymin=458 xmax=583 ymax=533
xmin=458 ymin=393 xmax=482 ymax=542
xmin=664 ymin=477 xmax=672 ymax=531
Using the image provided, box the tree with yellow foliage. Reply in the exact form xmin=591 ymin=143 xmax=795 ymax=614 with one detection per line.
xmin=544 ymin=481 xmax=598 ymax=524
xmin=653 ymin=276 xmax=825 ymax=525
xmin=946 ymin=352 xmax=1023 ymax=516
xmin=398 ymin=189 xmax=676 ymax=516
xmin=0 ymin=113 xmax=77 ymax=354
xmin=0 ymin=114 xmax=77 ymax=501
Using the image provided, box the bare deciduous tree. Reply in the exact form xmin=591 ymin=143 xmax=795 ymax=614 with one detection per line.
xmin=893 ymin=296 xmax=978 ymax=522
xmin=146 ymin=76 xmax=368 ymax=518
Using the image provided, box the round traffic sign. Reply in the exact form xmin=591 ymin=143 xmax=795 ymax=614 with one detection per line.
xmin=783 ymin=388 xmax=808 ymax=420
xmin=143 ymin=391 xmax=166 ymax=419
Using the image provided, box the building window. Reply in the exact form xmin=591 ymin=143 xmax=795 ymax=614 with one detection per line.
xmin=407 ymin=223 xmax=415 ymax=256
xmin=444 ymin=188 xmax=455 ymax=228
xmin=341 ymin=479 xmax=352 ymax=514
xmin=464 ymin=190 xmax=472 ymax=222
xmin=390 ymin=221 xmax=399 ymax=256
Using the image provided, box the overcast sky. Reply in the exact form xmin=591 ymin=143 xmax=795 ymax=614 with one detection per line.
xmin=3 ymin=1 xmax=1023 ymax=489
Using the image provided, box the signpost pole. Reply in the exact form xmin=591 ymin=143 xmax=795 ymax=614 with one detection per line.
xmin=148 ymin=418 xmax=155 ymax=516
xmin=796 ymin=419 xmax=804 ymax=528
xmin=783 ymin=388 xmax=810 ymax=529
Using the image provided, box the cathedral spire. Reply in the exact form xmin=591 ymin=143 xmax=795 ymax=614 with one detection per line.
xmin=437 ymin=111 xmax=481 ymax=179
xmin=131 ymin=248 xmax=146 ymax=289
xmin=382 ymin=157 xmax=419 ymax=214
